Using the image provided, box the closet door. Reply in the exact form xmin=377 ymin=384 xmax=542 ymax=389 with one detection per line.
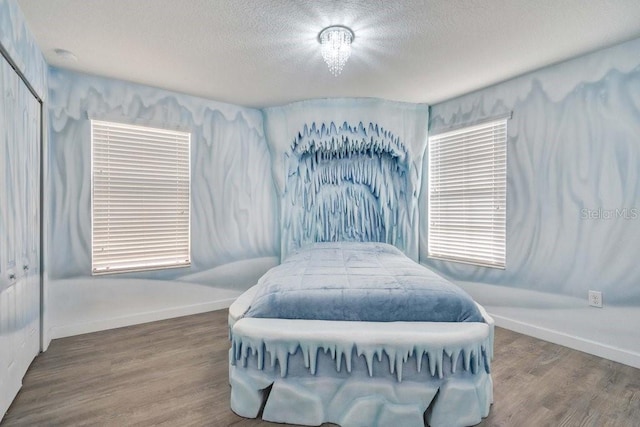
xmin=0 ymin=54 xmax=41 ymax=419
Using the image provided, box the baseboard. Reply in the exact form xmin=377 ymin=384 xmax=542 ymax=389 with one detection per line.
xmin=49 ymin=298 xmax=236 ymax=340
xmin=491 ymin=313 xmax=640 ymax=369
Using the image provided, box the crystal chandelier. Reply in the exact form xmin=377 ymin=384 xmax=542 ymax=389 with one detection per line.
xmin=318 ymin=25 xmax=354 ymax=76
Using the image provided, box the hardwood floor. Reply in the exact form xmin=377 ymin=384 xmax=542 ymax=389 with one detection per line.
xmin=2 ymin=310 xmax=639 ymax=426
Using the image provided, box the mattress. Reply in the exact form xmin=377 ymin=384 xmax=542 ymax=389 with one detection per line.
xmin=242 ymin=241 xmax=483 ymax=322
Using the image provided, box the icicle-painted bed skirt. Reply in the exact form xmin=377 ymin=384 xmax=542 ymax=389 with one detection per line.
xmin=228 ymin=301 xmax=494 ymax=427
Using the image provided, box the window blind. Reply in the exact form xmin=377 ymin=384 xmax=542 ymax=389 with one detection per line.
xmin=91 ymin=120 xmax=191 ymax=274
xmin=428 ymin=119 xmax=507 ymax=268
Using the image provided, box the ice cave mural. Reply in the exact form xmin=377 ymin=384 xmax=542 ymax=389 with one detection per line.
xmin=263 ymin=98 xmax=430 ymax=261
xmin=422 ymin=37 xmax=640 ymax=304
xmin=283 ymin=121 xmax=411 ymax=258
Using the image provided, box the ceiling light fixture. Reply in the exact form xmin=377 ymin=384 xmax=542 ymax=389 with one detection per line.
xmin=318 ymin=25 xmax=354 ymax=76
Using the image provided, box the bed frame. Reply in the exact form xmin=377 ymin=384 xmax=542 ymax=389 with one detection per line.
xmin=228 ymin=286 xmax=494 ymax=427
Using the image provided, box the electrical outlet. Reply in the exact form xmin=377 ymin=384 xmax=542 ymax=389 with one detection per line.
xmin=588 ymin=290 xmax=603 ymax=308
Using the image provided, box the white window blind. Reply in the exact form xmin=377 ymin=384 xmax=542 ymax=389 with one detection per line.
xmin=91 ymin=120 xmax=191 ymax=274
xmin=428 ymin=119 xmax=507 ymax=268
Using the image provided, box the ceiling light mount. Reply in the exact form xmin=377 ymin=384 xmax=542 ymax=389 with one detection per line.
xmin=54 ymin=48 xmax=78 ymax=62
xmin=318 ymin=25 xmax=354 ymax=76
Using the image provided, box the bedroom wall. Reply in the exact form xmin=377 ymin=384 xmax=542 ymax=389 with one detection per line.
xmin=263 ymin=98 xmax=429 ymax=260
xmin=0 ymin=0 xmax=46 ymax=98
xmin=421 ymin=37 xmax=640 ymax=367
xmin=46 ymin=68 xmax=279 ymax=344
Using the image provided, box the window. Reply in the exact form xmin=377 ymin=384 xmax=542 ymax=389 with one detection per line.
xmin=91 ymin=120 xmax=191 ymax=274
xmin=428 ymin=119 xmax=507 ymax=268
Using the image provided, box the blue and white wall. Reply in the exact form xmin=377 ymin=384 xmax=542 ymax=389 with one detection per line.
xmin=421 ymin=38 xmax=640 ymax=367
xmin=46 ymin=69 xmax=279 ymax=342
xmin=0 ymin=0 xmax=46 ymax=98
xmin=263 ymin=99 xmax=429 ymax=261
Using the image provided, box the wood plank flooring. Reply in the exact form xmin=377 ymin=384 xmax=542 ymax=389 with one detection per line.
xmin=2 ymin=310 xmax=639 ymax=426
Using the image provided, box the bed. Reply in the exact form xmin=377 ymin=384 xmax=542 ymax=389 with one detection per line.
xmin=228 ymin=241 xmax=494 ymax=427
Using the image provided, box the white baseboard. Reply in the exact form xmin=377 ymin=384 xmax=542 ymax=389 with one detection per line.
xmin=491 ymin=313 xmax=640 ymax=369
xmin=49 ymin=298 xmax=235 ymax=341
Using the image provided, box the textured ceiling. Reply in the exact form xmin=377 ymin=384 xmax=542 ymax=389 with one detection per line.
xmin=16 ymin=0 xmax=640 ymax=108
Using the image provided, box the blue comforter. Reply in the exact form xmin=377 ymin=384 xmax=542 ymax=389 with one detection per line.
xmin=244 ymin=242 xmax=483 ymax=322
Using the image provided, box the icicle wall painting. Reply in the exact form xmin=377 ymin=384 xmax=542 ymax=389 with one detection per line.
xmin=44 ymin=68 xmax=280 ymax=343
xmin=284 ymin=122 xmax=410 ymax=257
xmin=263 ymin=99 xmax=429 ymax=260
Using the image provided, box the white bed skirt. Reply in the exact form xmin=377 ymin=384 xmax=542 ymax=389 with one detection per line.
xmin=228 ymin=287 xmax=494 ymax=427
